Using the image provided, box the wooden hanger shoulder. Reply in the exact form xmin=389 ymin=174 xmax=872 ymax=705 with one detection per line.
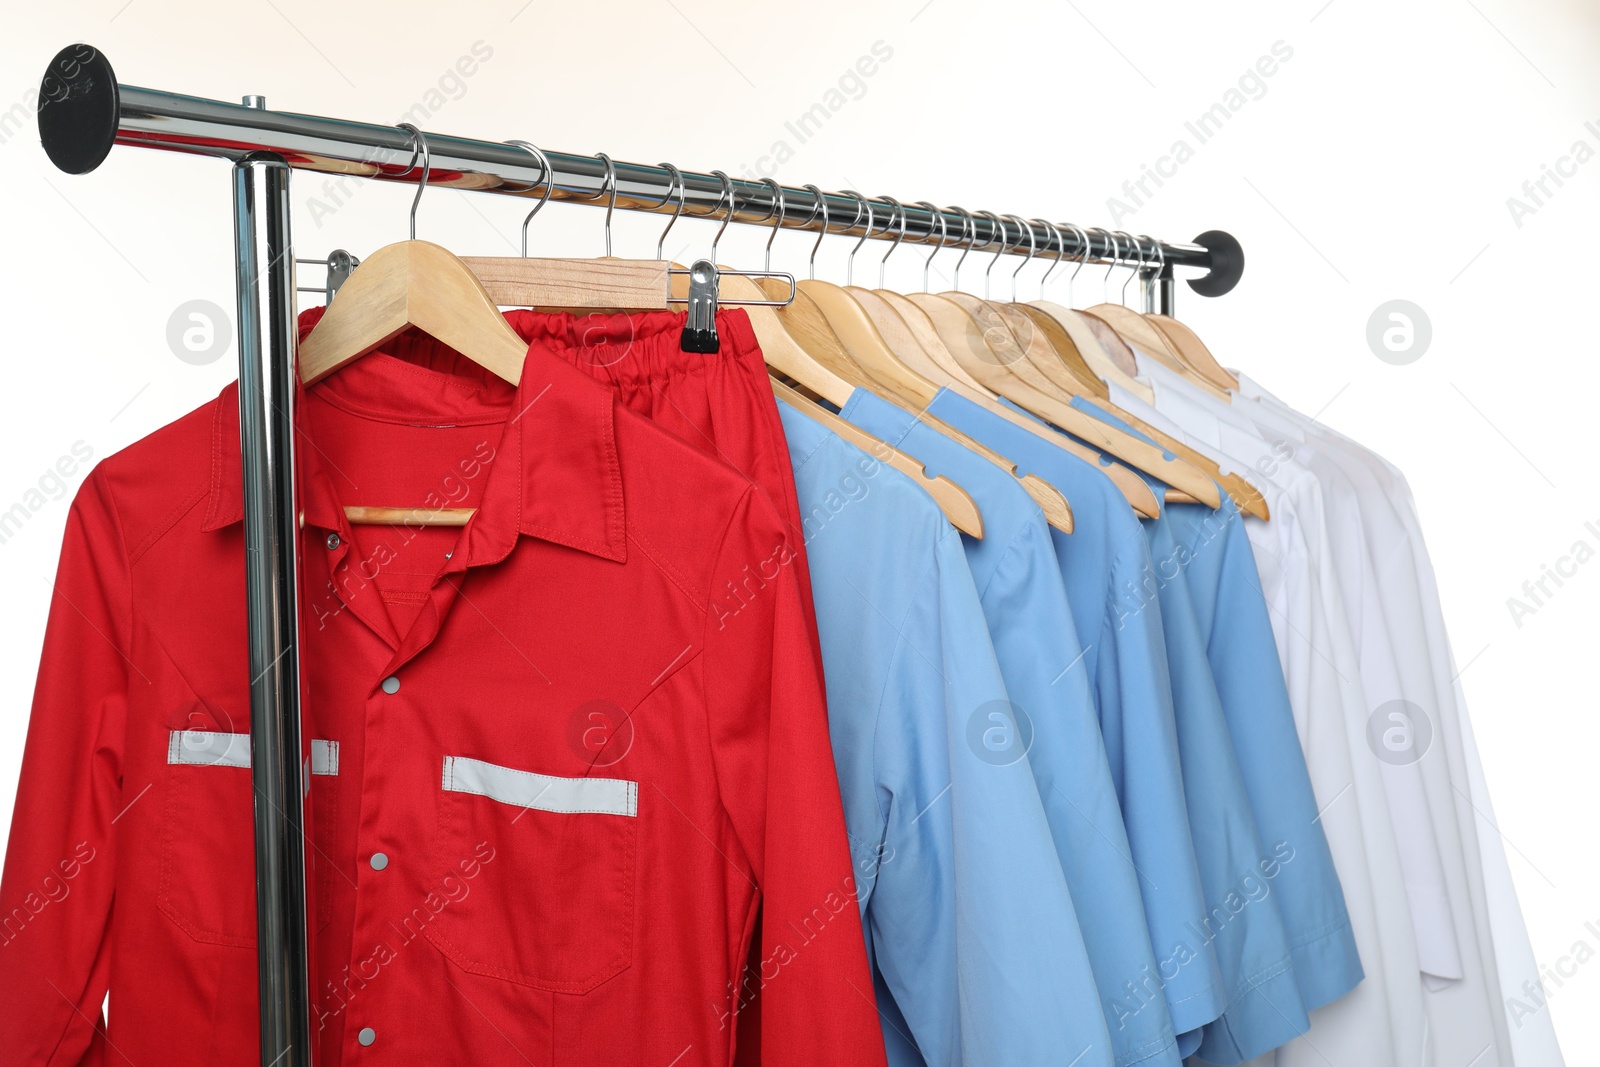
xmin=299 ymin=239 xmax=528 ymax=386
xmin=874 ymin=290 xmax=989 ymax=391
xmin=770 ymin=376 xmax=983 ymax=538
xmin=930 ymin=294 xmax=1221 ymax=509
xmin=1146 ymin=314 xmax=1240 ymax=392
xmin=797 ymin=281 xmax=938 ymax=408
xmin=1005 ymin=303 xmax=1108 ymax=399
xmin=1083 ymin=302 xmax=1187 ymax=369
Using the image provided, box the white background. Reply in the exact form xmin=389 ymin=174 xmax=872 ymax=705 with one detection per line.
xmin=2 ymin=0 xmax=1597 ymax=1061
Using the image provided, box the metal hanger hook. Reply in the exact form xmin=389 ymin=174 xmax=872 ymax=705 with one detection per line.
xmin=1116 ymin=230 xmax=1144 ymax=306
xmin=979 ymin=210 xmax=1007 ymax=300
xmin=504 ymin=139 xmax=554 ymax=258
xmin=804 ymin=184 xmax=830 ymax=280
xmin=1034 ymin=219 xmax=1066 ymax=299
xmin=841 ymin=190 xmax=873 ymax=287
xmin=916 ymin=201 xmax=949 ymax=292
xmin=395 ymin=122 xmax=430 ymax=240
xmin=878 ymin=196 xmax=905 ymax=288
xmin=1064 ymin=222 xmax=1092 ymax=307
xmin=655 ymin=163 xmax=687 ymax=260
xmin=761 ymin=178 xmax=786 ymax=272
xmin=949 ymin=206 xmax=977 ymax=291
xmin=1094 ymin=228 xmax=1121 ymax=303
xmin=1005 ymin=214 xmax=1036 ymax=302
xmin=1141 ymin=235 xmax=1166 ymax=311
xmin=709 ymin=170 xmax=735 ymax=261
xmin=591 ymin=153 xmax=618 ymax=256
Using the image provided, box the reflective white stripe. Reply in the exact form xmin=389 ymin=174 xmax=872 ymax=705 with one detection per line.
xmin=167 ymin=731 xmax=339 ymax=775
xmin=441 ymin=756 xmax=637 ymax=817
xmin=311 ymin=740 xmax=339 ymax=776
xmin=168 ymin=729 xmax=250 ymax=768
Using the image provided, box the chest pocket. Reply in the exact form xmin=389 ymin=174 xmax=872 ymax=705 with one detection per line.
xmin=425 ymin=755 xmax=639 ymax=993
xmin=158 ymin=726 xmax=342 ymax=946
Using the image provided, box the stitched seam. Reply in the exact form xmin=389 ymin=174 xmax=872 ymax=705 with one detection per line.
xmin=129 ymin=484 xmax=210 ymax=565
xmin=625 ymin=524 xmax=702 ymax=612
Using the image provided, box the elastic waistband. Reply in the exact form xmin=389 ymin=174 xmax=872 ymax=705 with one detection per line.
xmin=503 ymin=308 xmax=764 ymax=387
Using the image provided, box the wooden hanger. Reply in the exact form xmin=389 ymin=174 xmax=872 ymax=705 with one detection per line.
xmin=999 ymin=303 xmax=1106 ymax=399
xmin=924 ymin=290 xmax=1221 ymax=508
xmin=769 ymin=376 xmax=983 ymax=537
xmin=1026 ymin=299 xmax=1154 ymax=403
xmin=1146 ymin=314 xmax=1240 ymax=392
xmin=298 ymin=239 xmax=525 ymax=528
xmin=755 ymin=274 xmax=1076 ymax=534
xmin=993 ymin=303 xmax=1267 ymax=519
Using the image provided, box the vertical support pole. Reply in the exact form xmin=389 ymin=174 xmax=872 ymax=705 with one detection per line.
xmin=233 ymin=99 xmax=313 ymax=1067
xmin=1140 ymin=265 xmax=1176 ymax=315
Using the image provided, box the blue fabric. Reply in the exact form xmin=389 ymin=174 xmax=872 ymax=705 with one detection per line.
xmin=1069 ymin=395 xmax=1365 ymax=1013
xmin=834 ymin=389 xmax=1162 ymax=1067
xmin=926 ymin=389 xmax=1319 ymax=1061
xmin=921 ymin=390 xmax=1225 ymax=1053
xmin=776 ymin=399 xmax=1111 ymax=1067
xmin=979 ymin=391 xmax=1311 ymax=1062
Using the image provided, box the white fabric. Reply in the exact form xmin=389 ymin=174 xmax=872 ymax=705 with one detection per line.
xmin=1218 ymin=380 xmax=1507 ymax=1066
xmin=166 ymin=730 xmax=339 ymax=776
xmin=1236 ymin=372 xmax=1563 ymax=1067
xmin=440 ymin=755 xmax=638 ymax=817
xmin=1111 ymin=369 xmax=1425 ymax=1066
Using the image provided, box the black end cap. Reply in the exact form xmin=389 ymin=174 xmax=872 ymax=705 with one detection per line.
xmin=1187 ymin=230 xmax=1245 ymax=298
xmin=38 ymin=44 xmax=119 ymax=175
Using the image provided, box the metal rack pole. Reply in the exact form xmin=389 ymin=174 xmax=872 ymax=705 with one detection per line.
xmin=35 ymin=44 xmax=1246 ymax=301
xmin=231 ymin=120 xmax=314 ymax=1065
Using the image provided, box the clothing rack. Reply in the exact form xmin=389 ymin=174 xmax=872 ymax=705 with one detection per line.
xmin=35 ymin=42 xmax=1246 ymax=1066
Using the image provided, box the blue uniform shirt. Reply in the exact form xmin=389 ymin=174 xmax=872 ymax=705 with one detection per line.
xmin=1070 ymin=396 xmax=1364 ymax=1013
xmin=988 ymin=392 xmax=1313 ymax=1061
xmin=836 ymin=389 xmax=1168 ymax=1067
xmin=778 ymin=399 xmax=1109 ymax=1067
xmin=929 ymin=389 xmax=1328 ymax=1061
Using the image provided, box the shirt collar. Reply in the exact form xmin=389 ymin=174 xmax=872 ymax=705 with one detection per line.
xmin=200 ymin=314 xmax=627 ymax=566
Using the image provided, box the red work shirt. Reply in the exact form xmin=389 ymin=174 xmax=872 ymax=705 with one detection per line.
xmin=0 ymin=337 xmax=887 ymax=1066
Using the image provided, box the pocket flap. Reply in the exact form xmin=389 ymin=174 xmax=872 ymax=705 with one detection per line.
xmin=441 ymin=755 xmax=637 ymax=817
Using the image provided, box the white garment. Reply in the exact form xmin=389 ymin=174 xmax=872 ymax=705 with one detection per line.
xmin=1108 ymin=372 xmax=1424 ymax=1067
xmin=1236 ymin=373 xmax=1563 ymax=1067
xmin=1218 ymin=383 xmax=1509 ymax=1067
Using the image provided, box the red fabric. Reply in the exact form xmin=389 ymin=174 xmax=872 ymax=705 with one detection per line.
xmin=0 ymin=315 xmax=885 ymax=1067
xmin=498 ymin=307 xmax=826 ymax=689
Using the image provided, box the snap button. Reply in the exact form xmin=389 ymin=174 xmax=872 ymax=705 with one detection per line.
xmin=358 ymin=1026 xmax=376 ymax=1046
xmin=369 ymin=852 xmax=389 ymax=871
xmin=326 ymin=532 xmax=341 ymax=550
xmin=381 ymin=676 xmax=400 ymax=695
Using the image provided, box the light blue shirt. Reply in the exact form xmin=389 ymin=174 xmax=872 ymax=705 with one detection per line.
xmin=925 ymin=389 xmax=1315 ymax=1061
xmin=777 ymin=399 xmax=1110 ymax=1067
xmin=834 ymin=389 xmax=1154 ymax=1067
xmin=1069 ymin=396 xmax=1364 ymax=1013
xmin=985 ymin=392 xmax=1311 ymax=1062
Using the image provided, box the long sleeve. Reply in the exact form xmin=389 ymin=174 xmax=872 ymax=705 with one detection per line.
xmin=0 ymin=469 xmax=129 ymax=1065
xmin=702 ymin=484 xmax=888 ymax=1067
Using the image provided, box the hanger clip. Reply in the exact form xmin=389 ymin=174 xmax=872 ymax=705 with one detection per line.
xmin=681 ymin=259 xmax=721 ymax=353
xmin=325 ymin=249 xmax=358 ymax=302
